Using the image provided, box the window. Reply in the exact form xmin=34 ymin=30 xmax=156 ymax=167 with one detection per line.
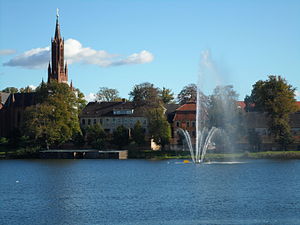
xmin=192 ymin=121 xmax=196 ymax=127
xmin=176 ymin=121 xmax=180 ymax=127
xmin=88 ymin=119 xmax=91 ymax=125
xmin=187 ymin=121 xmax=190 ymax=127
xmin=100 ymin=119 xmax=103 ymax=125
xmin=94 ymin=119 xmax=97 ymax=124
xmin=82 ymin=119 xmax=85 ymax=125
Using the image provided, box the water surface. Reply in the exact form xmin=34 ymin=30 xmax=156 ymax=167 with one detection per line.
xmin=1 ymin=159 xmax=300 ymax=224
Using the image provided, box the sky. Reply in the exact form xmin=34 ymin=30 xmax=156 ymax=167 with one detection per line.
xmin=0 ymin=0 xmax=299 ymax=101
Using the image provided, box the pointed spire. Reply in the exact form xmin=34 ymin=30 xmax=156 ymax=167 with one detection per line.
xmin=70 ymin=80 xmax=73 ymax=89
xmin=54 ymin=9 xmax=61 ymax=40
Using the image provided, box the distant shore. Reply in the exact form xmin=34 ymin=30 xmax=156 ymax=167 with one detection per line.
xmin=1 ymin=148 xmax=300 ymax=160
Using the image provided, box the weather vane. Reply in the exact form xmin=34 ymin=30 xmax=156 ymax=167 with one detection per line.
xmin=56 ymin=8 xmax=59 ymax=20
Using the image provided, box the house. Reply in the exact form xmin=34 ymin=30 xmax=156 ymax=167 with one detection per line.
xmin=79 ymin=101 xmax=148 ymax=134
xmin=171 ymin=102 xmax=196 ymax=145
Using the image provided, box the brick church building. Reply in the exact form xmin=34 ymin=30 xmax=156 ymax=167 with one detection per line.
xmin=0 ymin=12 xmax=70 ymax=137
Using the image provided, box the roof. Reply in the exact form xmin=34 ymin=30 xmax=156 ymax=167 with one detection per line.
xmin=176 ymin=102 xmax=196 ymax=111
xmin=3 ymin=92 xmax=37 ymax=108
xmin=80 ymin=101 xmax=145 ymax=117
xmin=0 ymin=92 xmax=10 ymax=105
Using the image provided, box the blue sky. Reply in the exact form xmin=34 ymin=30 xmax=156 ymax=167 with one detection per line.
xmin=0 ymin=0 xmax=299 ymax=101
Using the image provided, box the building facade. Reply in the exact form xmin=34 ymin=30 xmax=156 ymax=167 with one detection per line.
xmin=80 ymin=101 xmax=148 ymax=134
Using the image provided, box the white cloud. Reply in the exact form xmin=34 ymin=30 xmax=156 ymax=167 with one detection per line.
xmin=28 ymin=85 xmax=37 ymax=90
xmin=85 ymin=92 xmax=96 ymax=102
xmin=3 ymin=39 xmax=154 ymax=69
xmin=3 ymin=47 xmax=50 ymax=69
xmin=0 ymin=49 xmax=16 ymax=56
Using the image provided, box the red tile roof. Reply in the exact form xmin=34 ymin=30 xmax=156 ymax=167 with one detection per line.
xmin=176 ymin=102 xmax=196 ymax=111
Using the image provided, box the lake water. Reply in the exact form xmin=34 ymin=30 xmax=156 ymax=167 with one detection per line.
xmin=1 ymin=159 xmax=300 ymax=225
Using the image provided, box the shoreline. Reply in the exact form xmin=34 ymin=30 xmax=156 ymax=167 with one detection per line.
xmin=1 ymin=149 xmax=300 ymax=160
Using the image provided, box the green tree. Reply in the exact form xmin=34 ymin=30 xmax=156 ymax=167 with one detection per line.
xmin=20 ymin=86 xmax=34 ymax=93
xmin=208 ymin=85 xmax=244 ymax=152
xmin=2 ymin=87 xmax=18 ymax=93
xmin=132 ymin=120 xmax=146 ymax=146
xmin=177 ymin=83 xmax=197 ymax=105
xmin=24 ymin=81 xmax=81 ymax=149
xmin=245 ymin=75 xmax=298 ymax=150
xmin=85 ymin=124 xmax=107 ymax=149
xmin=129 ymin=82 xmax=162 ymax=109
xmin=148 ymin=107 xmax=171 ymax=150
xmin=112 ymin=125 xmax=130 ymax=149
xmin=247 ymin=129 xmax=262 ymax=152
xmin=96 ymin=87 xmax=120 ymax=102
xmin=159 ymin=87 xmax=175 ymax=104
xmin=74 ymin=88 xmax=87 ymax=113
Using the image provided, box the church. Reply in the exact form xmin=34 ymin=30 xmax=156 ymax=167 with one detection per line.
xmin=0 ymin=12 xmax=70 ymax=137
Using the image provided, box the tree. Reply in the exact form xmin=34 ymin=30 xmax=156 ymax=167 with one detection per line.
xmin=85 ymin=124 xmax=107 ymax=149
xmin=132 ymin=120 xmax=146 ymax=146
xmin=129 ymin=82 xmax=162 ymax=108
xmin=159 ymin=87 xmax=175 ymax=104
xmin=207 ymin=85 xmax=244 ymax=152
xmin=148 ymin=107 xmax=171 ymax=150
xmin=96 ymin=87 xmax=120 ymax=102
xmin=245 ymin=75 xmax=298 ymax=150
xmin=248 ymin=129 xmax=262 ymax=152
xmin=112 ymin=125 xmax=130 ymax=149
xmin=23 ymin=81 xmax=81 ymax=149
xmin=74 ymin=88 xmax=87 ymax=113
xmin=177 ymin=83 xmax=197 ymax=105
xmin=2 ymin=87 xmax=18 ymax=93
xmin=20 ymin=86 xmax=34 ymax=93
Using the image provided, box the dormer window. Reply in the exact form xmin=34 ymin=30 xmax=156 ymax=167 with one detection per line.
xmin=113 ymin=109 xmax=134 ymax=115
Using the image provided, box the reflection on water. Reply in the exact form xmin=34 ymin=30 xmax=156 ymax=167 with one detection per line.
xmin=1 ymin=159 xmax=300 ymax=225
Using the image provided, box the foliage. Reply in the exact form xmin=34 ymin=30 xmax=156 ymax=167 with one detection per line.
xmin=72 ymin=131 xmax=85 ymax=148
xmin=96 ymin=87 xmax=120 ymax=102
xmin=132 ymin=121 xmax=146 ymax=146
xmin=247 ymin=129 xmax=262 ymax=152
xmin=177 ymin=83 xmax=197 ymax=105
xmin=159 ymin=87 xmax=175 ymax=104
xmin=129 ymin=82 xmax=162 ymax=109
xmin=23 ymin=81 xmax=81 ymax=149
xmin=148 ymin=107 xmax=171 ymax=149
xmin=2 ymin=87 xmax=18 ymax=93
xmin=85 ymin=124 xmax=107 ymax=149
xmin=245 ymin=75 xmax=298 ymax=149
xmin=207 ymin=85 xmax=244 ymax=152
xmin=112 ymin=125 xmax=130 ymax=149
xmin=74 ymin=88 xmax=87 ymax=113
xmin=20 ymin=86 xmax=34 ymax=93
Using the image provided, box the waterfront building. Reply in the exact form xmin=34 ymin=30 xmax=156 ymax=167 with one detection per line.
xmin=80 ymin=101 xmax=148 ymax=134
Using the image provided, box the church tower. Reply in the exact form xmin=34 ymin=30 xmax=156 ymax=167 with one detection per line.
xmin=48 ymin=9 xmax=68 ymax=84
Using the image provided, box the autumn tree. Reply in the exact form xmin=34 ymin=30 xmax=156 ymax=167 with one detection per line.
xmin=20 ymin=86 xmax=34 ymax=93
xmin=245 ymin=75 xmax=298 ymax=150
xmin=96 ymin=87 xmax=120 ymax=102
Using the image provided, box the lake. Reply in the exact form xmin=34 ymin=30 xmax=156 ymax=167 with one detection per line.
xmin=1 ymin=159 xmax=300 ymax=225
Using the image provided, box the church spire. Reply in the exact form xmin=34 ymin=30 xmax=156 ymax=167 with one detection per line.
xmin=48 ymin=9 xmax=68 ymax=84
xmin=54 ymin=8 xmax=61 ymax=40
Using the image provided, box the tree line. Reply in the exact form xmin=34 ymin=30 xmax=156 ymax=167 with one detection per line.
xmin=1 ymin=75 xmax=299 ymax=151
